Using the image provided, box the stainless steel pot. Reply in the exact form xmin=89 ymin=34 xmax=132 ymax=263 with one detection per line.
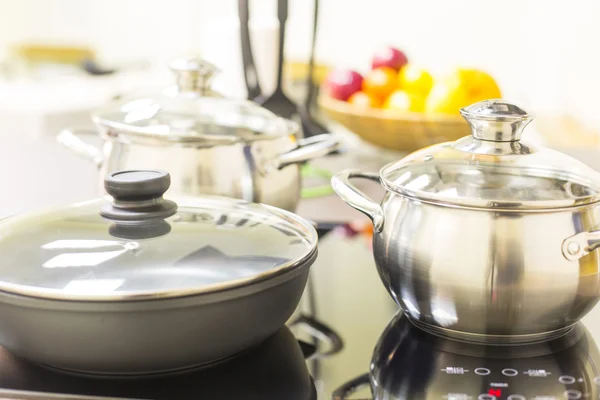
xmin=57 ymin=57 xmax=341 ymax=211
xmin=0 ymin=169 xmax=319 ymax=374
xmin=332 ymin=100 xmax=600 ymax=344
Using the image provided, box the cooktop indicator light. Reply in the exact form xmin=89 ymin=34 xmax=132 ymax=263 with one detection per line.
xmin=488 ymin=388 xmax=502 ymax=397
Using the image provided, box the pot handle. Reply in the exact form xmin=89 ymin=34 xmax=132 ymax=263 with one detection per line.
xmin=331 ymin=373 xmax=371 ymax=400
xmin=562 ymin=230 xmax=600 ymax=261
xmin=331 ymin=170 xmax=384 ymax=233
xmin=275 ymin=134 xmax=342 ymax=170
xmin=289 ymin=314 xmax=343 ymax=359
xmin=57 ymin=128 xmax=104 ymax=168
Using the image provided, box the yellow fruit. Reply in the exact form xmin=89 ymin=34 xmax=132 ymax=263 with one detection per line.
xmin=425 ymin=68 xmax=501 ymax=115
xmin=425 ymin=83 xmax=466 ymax=115
xmin=383 ymin=90 xmax=425 ymax=112
xmin=397 ymin=65 xmax=433 ymax=97
xmin=448 ymin=68 xmax=501 ymax=100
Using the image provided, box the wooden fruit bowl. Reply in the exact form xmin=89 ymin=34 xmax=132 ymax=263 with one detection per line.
xmin=319 ymin=95 xmax=471 ymax=152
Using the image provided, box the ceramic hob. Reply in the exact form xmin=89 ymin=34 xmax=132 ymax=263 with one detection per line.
xmin=2 ymin=225 xmax=600 ymax=400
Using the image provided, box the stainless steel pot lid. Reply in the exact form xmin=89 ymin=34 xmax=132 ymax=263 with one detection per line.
xmin=91 ymin=57 xmax=297 ymax=145
xmin=380 ymin=99 xmax=600 ymax=210
xmin=0 ymin=170 xmax=317 ymax=301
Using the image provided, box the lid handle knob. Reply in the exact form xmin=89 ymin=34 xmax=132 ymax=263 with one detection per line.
xmin=101 ymin=170 xmax=177 ymax=221
xmin=169 ymin=56 xmax=220 ymax=95
xmin=460 ymin=99 xmax=534 ymax=142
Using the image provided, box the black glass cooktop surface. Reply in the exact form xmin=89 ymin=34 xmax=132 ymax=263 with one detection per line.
xmin=1 ymin=228 xmax=600 ymax=399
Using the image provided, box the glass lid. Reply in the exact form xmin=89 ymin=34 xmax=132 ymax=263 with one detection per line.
xmin=380 ymin=99 xmax=600 ymax=210
xmin=0 ymin=170 xmax=317 ymax=301
xmin=91 ymin=57 xmax=296 ymax=145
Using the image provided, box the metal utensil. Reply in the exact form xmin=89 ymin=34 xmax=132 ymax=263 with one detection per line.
xmin=254 ymin=0 xmax=297 ymax=119
xmin=332 ymin=99 xmax=600 ymax=344
xmin=238 ymin=0 xmax=262 ymax=100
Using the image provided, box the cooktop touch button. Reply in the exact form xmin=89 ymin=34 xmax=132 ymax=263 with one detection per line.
xmin=507 ymin=396 xmax=526 ymax=400
xmin=563 ymin=390 xmax=582 ymax=399
xmin=474 ymin=368 xmax=491 ymax=376
xmin=501 ymin=368 xmax=518 ymax=376
xmin=477 ymin=395 xmax=496 ymax=400
xmin=558 ymin=375 xmax=576 ymax=384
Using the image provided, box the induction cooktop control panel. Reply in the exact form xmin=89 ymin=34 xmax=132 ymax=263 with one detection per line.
xmin=437 ymin=363 xmax=596 ymax=399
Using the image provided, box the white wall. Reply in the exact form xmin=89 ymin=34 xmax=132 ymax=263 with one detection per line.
xmin=1 ymin=0 xmax=600 ymax=129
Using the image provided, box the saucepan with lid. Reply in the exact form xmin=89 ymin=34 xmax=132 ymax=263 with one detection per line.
xmin=332 ymin=99 xmax=600 ymax=343
xmin=0 ymin=169 xmax=320 ymax=374
xmin=57 ymin=57 xmax=342 ymax=211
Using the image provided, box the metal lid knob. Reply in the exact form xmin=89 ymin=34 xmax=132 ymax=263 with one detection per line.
xmin=101 ymin=170 xmax=177 ymax=221
xmin=169 ymin=56 xmax=220 ymax=95
xmin=460 ymin=99 xmax=534 ymax=142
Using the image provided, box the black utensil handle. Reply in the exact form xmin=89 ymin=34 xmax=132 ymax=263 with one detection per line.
xmin=238 ymin=0 xmax=262 ymax=99
xmin=275 ymin=0 xmax=288 ymax=89
xmin=305 ymin=0 xmax=319 ymax=109
xmin=277 ymin=0 xmax=288 ymax=20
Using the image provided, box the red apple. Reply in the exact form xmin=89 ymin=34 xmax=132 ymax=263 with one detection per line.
xmin=371 ymin=47 xmax=408 ymax=71
xmin=325 ymin=69 xmax=363 ymax=101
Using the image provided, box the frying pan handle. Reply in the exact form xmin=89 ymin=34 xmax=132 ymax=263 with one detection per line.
xmin=289 ymin=314 xmax=343 ymax=359
xmin=275 ymin=133 xmax=342 ymax=170
xmin=331 ymin=373 xmax=371 ymax=400
xmin=57 ymin=128 xmax=104 ymax=168
xmin=331 ymin=170 xmax=384 ymax=233
xmin=562 ymin=230 xmax=600 ymax=260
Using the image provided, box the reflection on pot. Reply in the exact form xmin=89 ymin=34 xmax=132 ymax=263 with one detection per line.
xmin=108 ymin=220 xmax=172 ymax=240
xmin=0 ymin=326 xmax=317 ymax=400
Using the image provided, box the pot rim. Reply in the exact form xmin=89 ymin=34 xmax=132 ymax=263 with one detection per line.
xmin=0 ymin=198 xmax=319 ymax=303
xmin=90 ymin=114 xmax=300 ymax=147
xmin=379 ymin=162 xmax=600 ymax=212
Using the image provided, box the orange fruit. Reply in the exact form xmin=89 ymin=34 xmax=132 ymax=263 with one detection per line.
xmin=348 ymin=91 xmax=382 ymax=108
xmin=398 ymin=65 xmax=433 ymax=97
xmin=362 ymin=67 xmax=398 ymax=99
xmin=425 ymin=68 xmax=501 ymax=115
xmin=383 ymin=90 xmax=425 ymax=112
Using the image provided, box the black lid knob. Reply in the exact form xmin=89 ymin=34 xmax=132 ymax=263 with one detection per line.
xmin=101 ymin=170 xmax=177 ymax=222
xmin=104 ymin=170 xmax=171 ymax=201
